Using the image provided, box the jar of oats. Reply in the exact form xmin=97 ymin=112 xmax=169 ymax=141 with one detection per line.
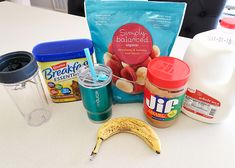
xmin=144 ymin=57 xmax=190 ymax=128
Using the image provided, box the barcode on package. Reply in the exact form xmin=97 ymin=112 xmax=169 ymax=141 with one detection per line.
xmin=209 ymin=108 xmax=216 ymax=116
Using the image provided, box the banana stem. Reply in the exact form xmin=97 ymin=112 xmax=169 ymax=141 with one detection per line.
xmin=90 ymin=137 xmax=103 ymax=161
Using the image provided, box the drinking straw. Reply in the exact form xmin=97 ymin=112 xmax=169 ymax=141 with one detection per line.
xmin=84 ymin=48 xmax=97 ymax=81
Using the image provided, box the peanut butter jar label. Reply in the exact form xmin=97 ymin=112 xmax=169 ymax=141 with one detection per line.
xmin=144 ymin=88 xmax=185 ymax=121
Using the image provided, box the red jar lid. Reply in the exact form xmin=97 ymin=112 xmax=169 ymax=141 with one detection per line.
xmin=147 ymin=57 xmax=190 ymax=89
xmin=220 ymin=17 xmax=235 ymax=29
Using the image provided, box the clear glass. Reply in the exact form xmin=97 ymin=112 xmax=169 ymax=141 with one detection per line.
xmin=3 ymin=71 xmax=50 ymax=126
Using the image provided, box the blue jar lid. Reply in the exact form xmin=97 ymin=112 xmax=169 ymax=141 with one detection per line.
xmin=32 ymin=39 xmax=94 ymax=62
xmin=0 ymin=51 xmax=38 ymax=84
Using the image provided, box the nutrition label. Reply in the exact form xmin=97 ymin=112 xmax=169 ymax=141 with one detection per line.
xmin=183 ymin=89 xmax=221 ymax=119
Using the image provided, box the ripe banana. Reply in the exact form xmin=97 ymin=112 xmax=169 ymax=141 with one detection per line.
xmin=90 ymin=117 xmax=161 ymax=160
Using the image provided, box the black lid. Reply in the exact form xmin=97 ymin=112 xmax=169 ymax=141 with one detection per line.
xmin=0 ymin=51 xmax=38 ymax=84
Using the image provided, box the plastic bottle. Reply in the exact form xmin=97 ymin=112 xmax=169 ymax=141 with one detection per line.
xmin=0 ymin=51 xmax=50 ymax=126
xmin=182 ymin=17 xmax=235 ymax=123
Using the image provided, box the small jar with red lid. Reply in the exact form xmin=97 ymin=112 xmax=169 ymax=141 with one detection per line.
xmin=144 ymin=57 xmax=190 ymax=128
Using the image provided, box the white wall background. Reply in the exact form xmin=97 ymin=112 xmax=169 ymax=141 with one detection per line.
xmin=7 ymin=0 xmax=67 ymax=12
xmin=8 ymin=0 xmax=31 ymax=6
xmin=30 ymin=0 xmax=53 ymax=10
xmin=30 ymin=0 xmax=68 ymax=12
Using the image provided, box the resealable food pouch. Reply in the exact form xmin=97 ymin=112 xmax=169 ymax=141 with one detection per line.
xmin=86 ymin=0 xmax=186 ymax=103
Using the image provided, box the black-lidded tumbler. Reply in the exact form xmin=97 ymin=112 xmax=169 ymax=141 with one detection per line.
xmin=0 ymin=51 xmax=50 ymax=126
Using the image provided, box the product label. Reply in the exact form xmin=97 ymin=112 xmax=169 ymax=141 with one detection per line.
xmin=183 ymin=89 xmax=221 ymax=119
xmin=39 ymin=58 xmax=88 ymax=102
xmin=104 ymin=22 xmax=160 ymax=95
xmin=112 ymin=23 xmax=153 ymax=65
xmin=144 ymin=88 xmax=185 ymax=121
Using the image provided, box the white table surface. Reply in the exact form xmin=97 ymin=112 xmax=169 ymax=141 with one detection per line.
xmin=0 ymin=2 xmax=235 ymax=168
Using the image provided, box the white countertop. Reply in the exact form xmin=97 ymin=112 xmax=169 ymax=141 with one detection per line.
xmin=0 ymin=2 xmax=235 ymax=168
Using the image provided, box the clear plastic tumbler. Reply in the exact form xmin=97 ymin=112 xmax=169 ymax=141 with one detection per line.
xmin=0 ymin=51 xmax=50 ymax=126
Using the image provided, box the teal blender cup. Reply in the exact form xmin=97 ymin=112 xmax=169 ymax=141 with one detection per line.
xmin=78 ymin=64 xmax=112 ymax=123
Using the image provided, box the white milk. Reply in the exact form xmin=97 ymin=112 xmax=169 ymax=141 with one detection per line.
xmin=182 ymin=18 xmax=235 ymax=123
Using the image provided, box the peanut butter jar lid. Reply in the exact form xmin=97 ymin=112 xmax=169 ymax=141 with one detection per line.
xmin=147 ymin=56 xmax=190 ymax=89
